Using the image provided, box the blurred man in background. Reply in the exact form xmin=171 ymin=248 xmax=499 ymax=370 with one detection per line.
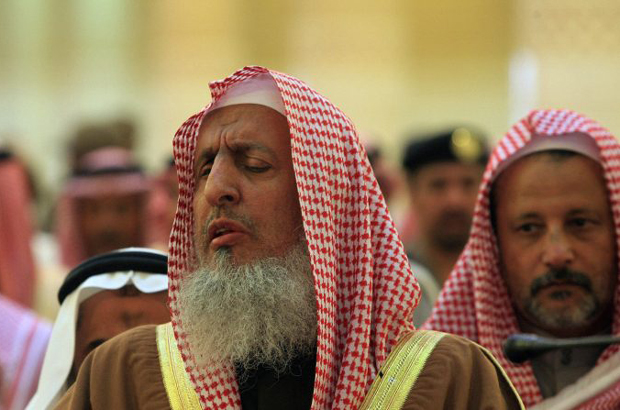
xmin=364 ymin=141 xmax=401 ymax=205
xmin=0 ymin=148 xmax=51 ymax=410
xmin=400 ymin=127 xmax=488 ymax=324
xmin=0 ymin=295 xmax=51 ymax=410
xmin=56 ymin=147 xmax=152 ymax=268
xmin=146 ymin=157 xmax=178 ymax=250
xmin=0 ymin=150 xmax=37 ymax=308
xmin=35 ymin=120 xmax=148 ymax=318
xmin=27 ymin=248 xmax=169 ymax=410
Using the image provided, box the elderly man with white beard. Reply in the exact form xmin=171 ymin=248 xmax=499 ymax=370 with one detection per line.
xmin=54 ymin=66 xmax=523 ymax=410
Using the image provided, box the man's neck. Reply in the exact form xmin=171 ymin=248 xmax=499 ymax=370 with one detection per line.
xmin=412 ymin=240 xmax=462 ymax=285
xmin=236 ymin=350 xmax=316 ymax=410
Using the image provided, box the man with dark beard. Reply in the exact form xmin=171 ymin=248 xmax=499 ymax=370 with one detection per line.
xmin=54 ymin=67 xmax=522 ymax=410
xmin=425 ymin=109 xmax=620 ymax=409
xmin=399 ymin=128 xmax=488 ymax=324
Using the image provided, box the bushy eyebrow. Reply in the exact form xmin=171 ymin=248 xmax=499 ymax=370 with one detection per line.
xmin=566 ymin=208 xmax=599 ymax=217
xmin=514 ymin=208 xmax=598 ymax=221
xmin=230 ymin=140 xmax=276 ymax=157
xmin=514 ymin=212 xmax=541 ymax=220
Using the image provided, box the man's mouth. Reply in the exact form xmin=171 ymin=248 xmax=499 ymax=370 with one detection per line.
xmin=213 ymin=228 xmax=231 ymax=238
xmin=207 ymin=219 xmax=250 ymax=250
xmin=538 ymin=282 xmax=586 ymax=301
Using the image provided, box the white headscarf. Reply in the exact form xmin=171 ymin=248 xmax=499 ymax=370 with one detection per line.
xmin=26 ymin=271 xmax=167 ymax=410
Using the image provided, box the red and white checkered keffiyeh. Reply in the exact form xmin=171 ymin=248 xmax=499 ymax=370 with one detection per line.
xmin=424 ymin=109 xmax=620 ymax=408
xmin=0 ymin=295 xmax=51 ymax=410
xmin=168 ymin=66 xmax=419 ymax=409
xmin=0 ymin=156 xmax=36 ymax=307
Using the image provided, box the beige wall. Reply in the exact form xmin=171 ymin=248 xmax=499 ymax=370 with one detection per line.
xmin=1 ymin=0 xmax=618 ymax=206
xmin=513 ymin=0 xmax=620 ymax=133
xmin=143 ymin=0 xmax=513 ymax=162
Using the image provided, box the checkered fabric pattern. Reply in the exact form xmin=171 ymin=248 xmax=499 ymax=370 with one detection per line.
xmin=0 ymin=157 xmax=35 ymax=307
xmin=0 ymin=295 xmax=51 ymax=410
xmin=424 ymin=109 xmax=620 ymax=408
xmin=168 ymin=66 xmax=419 ymax=409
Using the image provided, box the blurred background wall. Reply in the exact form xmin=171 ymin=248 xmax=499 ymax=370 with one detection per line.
xmin=1 ymin=0 xmax=619 ymax=211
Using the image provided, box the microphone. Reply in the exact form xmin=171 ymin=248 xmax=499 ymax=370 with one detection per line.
xmin=503 ymin=333 xmax=620 ymax=364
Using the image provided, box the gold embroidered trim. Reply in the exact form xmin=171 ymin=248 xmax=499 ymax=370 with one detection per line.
xmin=156 ymin=323 xmax=202 ymax=410
xmin=360 ymin=330 xmax=446 ymax=410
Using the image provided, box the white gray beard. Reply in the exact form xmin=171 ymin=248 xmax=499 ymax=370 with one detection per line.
xmin=177 ymin=241 xmax=317 ymax=373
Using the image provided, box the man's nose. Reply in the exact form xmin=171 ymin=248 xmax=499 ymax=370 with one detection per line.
xmin=542 ymin=230 xmax=574 ymax=269
xmin=203 ymin=157 xmax=240 ymax=206
xmin=444 ymin=185 xmax=469 ymax=208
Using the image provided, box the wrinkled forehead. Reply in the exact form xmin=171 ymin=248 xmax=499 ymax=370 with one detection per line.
xmin=195 ymin=73 xmax=289 ymax=153
xmin=194 ymin=104 xmax=293 ymax=174
xmin=198 ymin=103 xmax=287 ymax=135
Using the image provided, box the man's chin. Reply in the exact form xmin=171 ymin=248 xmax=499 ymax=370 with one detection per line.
xmin=524 ymin=297 xmax=598 ymax=334
xmin=209 ymin=247 xmax=260 ymax=267
xmin=206 ymin=246 xmax=291 ymax=267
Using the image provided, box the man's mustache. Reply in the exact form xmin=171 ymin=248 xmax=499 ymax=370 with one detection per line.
xmin=530 ymin=268 xmax=593 ymax=297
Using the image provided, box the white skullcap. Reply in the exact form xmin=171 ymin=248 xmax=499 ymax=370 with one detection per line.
xmin=209 ymin=72 xmax=286 ymax=116
xmin=493 ymin=132 xmax=602 ymax=181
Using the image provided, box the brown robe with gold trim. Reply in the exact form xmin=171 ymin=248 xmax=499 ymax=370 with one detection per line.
xmin=54 ymin=325 xmax=522 ymax=410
